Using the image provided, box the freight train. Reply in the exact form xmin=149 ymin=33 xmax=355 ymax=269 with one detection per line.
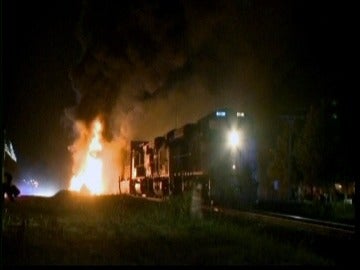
xmin=119 ymin=108 xmax=258 ymax=207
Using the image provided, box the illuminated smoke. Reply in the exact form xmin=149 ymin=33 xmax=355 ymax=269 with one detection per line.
xmin=65 ymin=1 xmax=284 ymax=140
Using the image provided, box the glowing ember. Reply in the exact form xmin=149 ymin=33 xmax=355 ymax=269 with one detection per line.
xmin=69 ymin=119 xmax=104 ymax=195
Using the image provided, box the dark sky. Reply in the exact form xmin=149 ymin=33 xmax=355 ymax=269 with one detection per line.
xmin=2 ymin=0 xmax=355 ymax=190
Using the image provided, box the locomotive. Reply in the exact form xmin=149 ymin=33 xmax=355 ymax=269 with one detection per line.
xmin=120 ymin=108 xmax=258 ymax=207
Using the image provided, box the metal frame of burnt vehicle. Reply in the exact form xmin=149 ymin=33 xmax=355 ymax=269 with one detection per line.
xmin=121 ymin=108 xmax=259 ymax=208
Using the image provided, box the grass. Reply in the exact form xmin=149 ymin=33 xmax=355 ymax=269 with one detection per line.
xmin=1 ymin=191 xmax=355 ymax=265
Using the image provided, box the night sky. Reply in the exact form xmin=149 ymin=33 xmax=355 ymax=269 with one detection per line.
xmin=2 ymin=0 xmax=355 ymax=192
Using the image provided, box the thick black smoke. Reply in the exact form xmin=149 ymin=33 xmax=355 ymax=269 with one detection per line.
xmin=66 ymin=0 xmax=348 ymax=142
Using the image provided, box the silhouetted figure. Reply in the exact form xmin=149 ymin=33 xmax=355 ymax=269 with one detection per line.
xmin=2 ymin=172 xmax=20 ymax=201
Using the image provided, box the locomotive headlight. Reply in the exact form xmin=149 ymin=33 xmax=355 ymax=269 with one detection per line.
xmin=228 ymin=129 xmax=242 ymax=149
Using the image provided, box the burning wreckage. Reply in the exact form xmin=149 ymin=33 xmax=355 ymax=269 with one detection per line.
xmin=68 ymin=108 xmax=258 ymax=208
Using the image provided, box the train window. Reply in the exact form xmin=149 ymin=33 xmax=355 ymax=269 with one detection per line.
xmin=216 ymin=111 xmax=226 ymax=117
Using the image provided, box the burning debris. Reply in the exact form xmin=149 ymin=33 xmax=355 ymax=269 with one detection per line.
xmin=68 ymin=118 xmax=104 ymax=195
xmin=68 ymin=116 xmax=126 ymax=195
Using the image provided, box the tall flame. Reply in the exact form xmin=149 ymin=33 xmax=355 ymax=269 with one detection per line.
xmin=69 ymin=119 xmax=104 ymax=195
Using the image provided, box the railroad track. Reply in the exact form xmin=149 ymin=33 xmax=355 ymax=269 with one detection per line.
xmin=128 ymin=194 xmax=355 ymax=239
xmin=202 ymin=205 xmax=355 ymax=240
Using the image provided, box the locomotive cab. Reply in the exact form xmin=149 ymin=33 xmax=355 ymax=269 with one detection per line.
xmin=197 ymin=108 xmax=258 ymax=207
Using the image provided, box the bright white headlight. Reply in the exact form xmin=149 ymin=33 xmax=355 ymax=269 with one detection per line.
xmin=228 ymin=129 xmax=241 ymax=149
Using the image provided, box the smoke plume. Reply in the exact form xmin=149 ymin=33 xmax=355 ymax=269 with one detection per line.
xmin=65 ymin=0 xmax=298 ymax=140
xmin=64 ymin=0 xmax=315 ymax=191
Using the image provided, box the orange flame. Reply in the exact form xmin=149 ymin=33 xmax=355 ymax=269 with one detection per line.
xmin=69 ymin=119 xmax=104 ymax=195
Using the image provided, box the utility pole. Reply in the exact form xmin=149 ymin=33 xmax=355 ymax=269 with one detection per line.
xmin=175 ymin=102 xmax=178 ymax=129
xmin=2 ymin=129 xmax=6 ymax=181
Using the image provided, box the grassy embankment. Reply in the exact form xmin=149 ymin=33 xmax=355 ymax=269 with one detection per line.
xmin=1 ymin=191 xmax=354 ymax=265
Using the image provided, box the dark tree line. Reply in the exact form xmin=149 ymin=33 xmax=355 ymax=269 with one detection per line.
xmin=266 ymin=98 xmax=354 ymax=201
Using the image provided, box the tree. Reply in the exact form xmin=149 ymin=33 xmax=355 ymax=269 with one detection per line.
xmin=293 ymin=100 xmax=341 ymax=191
xmin=266 ymin=112 xmax=304 ymax=200
xmin=267 ymin=127 xmax=290 ymax=200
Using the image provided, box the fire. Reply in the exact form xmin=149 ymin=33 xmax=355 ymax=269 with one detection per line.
xmin=69 ymin=119 xmax=104 ymax=195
